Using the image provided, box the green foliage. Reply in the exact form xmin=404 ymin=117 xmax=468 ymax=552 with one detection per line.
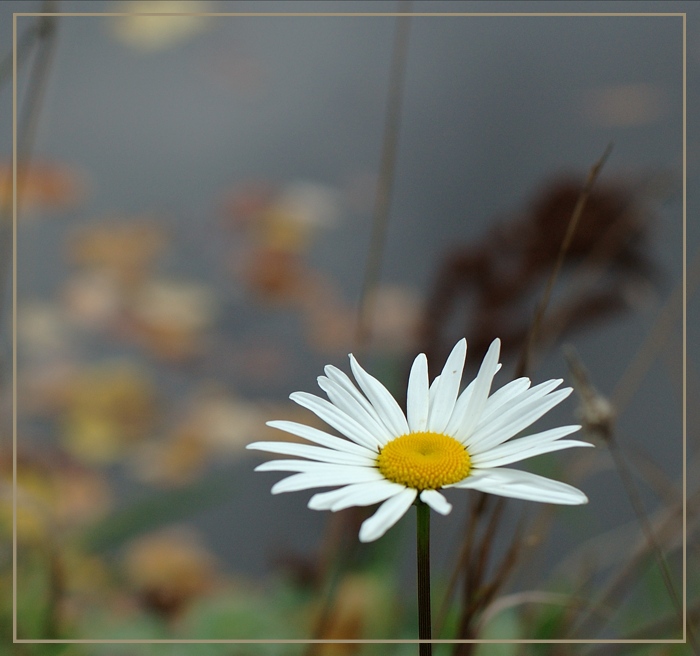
xmin=175 ymin=589 xmax=305 ymax=655
xmin=472 ymin=608 xmax=522 ymax=656
xmin=16 ymin=547 xmax=55 ymax=640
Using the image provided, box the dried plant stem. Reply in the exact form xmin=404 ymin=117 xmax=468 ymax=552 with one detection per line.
xmin=568 ymin=489 xmax=695 ymax=639
xmin=479 ymin=590 xmax=581 ymax=630
xmin=582 ymin=601 xmax=700 ymax=655
xmin=308 ymin=6 xmax=412 ymax=646
xmin=305 ymin=552 xmax=350 ymax=656
xmin=610 ymin=242 xmax=700 ymax=415
xmin=435 ymin=493 xmax=487 ymax=637
xmin=443 ymin=145 xmax=611 ymax=648
xmin=515 ymin=142 xmax=613 ymax=378
xmin=0 ymin=17 xmax=43 ymax=91
xmin=621 ymin=437 xmax=682 ymax=508
xmin=1 ymin=4 xmax=59 ymax=341
xmin=355 ymin=2 xmax=412 ymax=352
xmin=606 ymin=437 xmax=689 ymax=639
xmin=564 ymin=348 xmax=688 ymax=644
xmin=449 ymin=499 xmax=523 ymax=656
xmin=535 ymin=173 xmax=675 ymax=359
xmin=416 ymin=500 xmax=432 ymax=656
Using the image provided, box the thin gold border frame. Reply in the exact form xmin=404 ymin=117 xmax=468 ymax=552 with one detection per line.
xmin=11 ymin=8 xmax=687 ymax=647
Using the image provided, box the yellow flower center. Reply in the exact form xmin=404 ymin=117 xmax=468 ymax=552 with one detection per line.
xmin=376 ymin=431 xmax=471 ymax=490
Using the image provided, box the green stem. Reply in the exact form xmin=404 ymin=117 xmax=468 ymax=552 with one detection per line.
xmin=417 ymin=500 xmax=432 ymax=656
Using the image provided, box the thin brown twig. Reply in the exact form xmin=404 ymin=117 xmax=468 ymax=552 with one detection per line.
xmin=515 ymin=142 xmax=613 ymax=379
xmin=471 ymin=518 xmax=525 ymax=629
xmin=467 ymin=499 xmax=506 ymax=615
xmin=0 ymin=18 xmax=41 ymax=91
xmin=501 ymin=175 xmax=678 ymax=617
xmin=534 ymin=172 xmax=676 ymax=360
xmin=435 ymin=492 xmax=489 ymax=638
xmin=564 ymin=347 xmax=687 ymax=645
xmin=567 ymin=488 xmax=696 ymax=639
xmin=305 ymin=5 xmax=412 ymax=651
xmin=610 ymin=242 xmax=700 ymax=415
xmin=548 ymin=451 xmax=696 ymax=588
xmin=354 ymin=1 xmax=412 ymax=354
xmin=581 ymin=602 xmax=700 ymax=655
xmin=451 ymin=499 xmax=507 ymax=656
xmin=1 ymin=4 xmax=59 ymax=348
xmin=440 ymin=147 xmax=615 ymax=648
xmin=620 ymin=436 xmax=683 ymax=508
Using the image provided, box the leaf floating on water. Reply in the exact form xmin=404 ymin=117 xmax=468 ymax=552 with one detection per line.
xmin=126 ymin=278 xmax=218 ymax=362
xmin=62 ymin=271 xmax=123 ymax=330
xmin=67 ymin=219 xmax=167 ymax=286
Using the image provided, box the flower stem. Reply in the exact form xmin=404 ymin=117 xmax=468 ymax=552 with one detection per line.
xmin=416 ymin=500 xmax=432 ymax=656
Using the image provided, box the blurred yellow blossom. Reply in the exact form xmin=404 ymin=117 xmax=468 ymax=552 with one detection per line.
xmin=112 ymin=2 xmax=213 ymax=52
xmin=0 ymin=447 xmax=112 ymax=544
xmin=61 ymin=361 xmax=157 ymax=464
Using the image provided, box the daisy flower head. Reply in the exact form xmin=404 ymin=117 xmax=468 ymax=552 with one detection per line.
xmin=248 ymin=338 xmax=592 ymax=543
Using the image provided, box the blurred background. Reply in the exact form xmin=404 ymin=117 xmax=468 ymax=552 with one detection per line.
xmin=1 ymin=0 xmax=697 ymax=653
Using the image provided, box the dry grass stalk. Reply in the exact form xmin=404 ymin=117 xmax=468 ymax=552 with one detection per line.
xmin=515 ymin=142 xmax=613 ymax=378
xmin=354 ymin=3 xmax=412 ymax=353
xmin=308 ymin=5 xmax=413 ymax=647
xmin=564 ymin=347 xmax=685 ymax=643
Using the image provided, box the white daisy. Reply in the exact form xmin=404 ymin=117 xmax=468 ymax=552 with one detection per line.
xmin=248 ymin=338 xmax=591 ymax=543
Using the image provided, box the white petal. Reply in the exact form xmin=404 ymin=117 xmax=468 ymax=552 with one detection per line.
xmin=420 ymin=489 xmax=452 ymax=515
xmin=308 ymin=480 xmax=405 ymax=511
xmin=454 ymin=338 xmax=501 ymax=440
xmin=471 ymin=425 xmax=585 ymax=468
xmin=270 ymin=467 xmax=384 ymax=494
xmin=317 ymin=376 xmax=394 ymax=444
xmin=324 ymin=364 xmax=392 ymax=434
xmin=444 ymin=379 xmax=475 ymax=435
xmin=448 ymin=468 xmax=588 ymax=505
xmin=291 ymin=391 xmax=382 ymax=450
xmin=468 ymin=388 xmax=573 ymax=454
xmin=256 ymin=460 xmax=372 ymax=473
xmin=472 ymin=440 xmax=592 ymax=469
xmin=264 ymin=420 xmax=377 ymax=458
xmin=428 ymin=375 xmax=441 ymax=411
xmin=349 ymin=354 xmax=409 ymax=437
xmin=427 ymin=339 xmax=467 ymax=434
xmin=476 ymin=377 xmax=532 ymax=426
xmin=445 ymin=364 xmax=506 ymax=436
xmin=359 ymin=487 xmax=417 ymax=542
xmin=247 ymin=441 xmax=375 ymax=466
xmin=406 ymin=353 xmax=429 ymax=432
xmin=475 ymin=379 xmax=563 ymax=434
